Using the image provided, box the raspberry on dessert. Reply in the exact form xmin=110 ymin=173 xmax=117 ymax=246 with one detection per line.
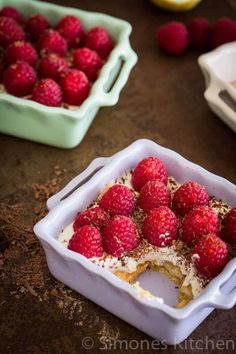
xmin=192 ymin=234 xmax=228 ymax=278
xmin=138 ymin=180 xmax=171 ymax=213
xmin=156 ymin=21 xmax=189 ymax=56
xmin=31 ymin=78 xmax=63 ymax=107
xmin=39 ymin=53 xmax=69 ymax=82
xmin=60 ymin=69 xmax=90 ymax=105
xmin=73 ymin=206 xmax=110 ymax=231
xmin=132 ymin=157 xmax=168 ymax=192
xmin=103 ymin=215 xmax=140 ymax=257
xmin=5 ymin=41 xmax=38 ymax=67
xmin=38 ymin=29 xmax=68 ymax=57
xmin=0 ymin=16 xmax=25 ymax=48
xmin=222 ymin=207 xmax=236 ymax=245
xmin=99 ymin=184 xmax=135 ymax=216
xmin=182 ymin=206 xmax=220 ymax=247
xmin=56 ymin=15 xmax=84 ymax=48
xmin=85 ymin=27 xmax=114 ymax=59
xmin=0 ymin=6 xmax=23 ymax=24
xmin=3 ymin=60 xmax=37 ymax=97
xmin=173 ymin=181 xmax=209 ymax=216
xmin=68 ymin=225 xmax=103 ymax=258
xmin=73 ymin=47 xmax=103 ymax=81
xmin=188 ymin=18 xmax=211 ymax=51
xmin=25 ymin=14 xmax=50 ymax=42
xmin=211 ymin=17 xmax=236 ymax=49
xmin=142 ymin=206 xmax=178 ymax=247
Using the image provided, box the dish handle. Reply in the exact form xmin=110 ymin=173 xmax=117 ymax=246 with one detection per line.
xmin=99 ymin=43 xmax=137 ymax=107
xmin=47 ymin=156 xmax=111 ymax=210
xmin=201 ymin=261 xmax=236 ymax=310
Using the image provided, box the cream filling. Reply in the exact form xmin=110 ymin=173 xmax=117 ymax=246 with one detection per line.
xmin=58 ymin=222 xmax=204 ymax=299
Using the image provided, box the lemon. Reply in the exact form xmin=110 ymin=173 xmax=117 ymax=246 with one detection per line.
xmin=150 ymin=0 xmax=202 ymax=11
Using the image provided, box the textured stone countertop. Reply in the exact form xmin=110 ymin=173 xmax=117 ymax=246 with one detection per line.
xmin=0 ymin=0 xmax=236 ymax=353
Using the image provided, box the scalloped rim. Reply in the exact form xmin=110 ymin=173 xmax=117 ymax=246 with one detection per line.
xmin=34 ymin=139 xmax=236 ymax=320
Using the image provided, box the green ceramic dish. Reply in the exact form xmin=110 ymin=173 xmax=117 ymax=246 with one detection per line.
xmin=0 ymin=0 xmax=137 ymax=148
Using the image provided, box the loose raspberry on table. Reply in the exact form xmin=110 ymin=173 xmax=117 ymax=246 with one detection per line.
xmin=73 ymin=47 xmax=103 ymax=81
xmin=172 ymin=181 xmax=209 ymax=216
xmin=85 ymin=26 xmax=114 ymax=59
xmin=31 ymin=78 xmax=63 ymax=107
xmin=211 ymin=17 xmax=236 ymax=49
xmin=138 ymin=180 xmax=170 ymax=213
xmin=222 ymin=207 xmax=236 ymax=246
xmin=38 ymin=29 xmax=68 ymax=57
xmin=0 ymin=16 xmax=25 ymax=48
xmin=192 ymin=234 xmax=228 ymax=278
xmin=0 ymin=6 xmax=23 ymax=24
xmin=73 ymin=206 xmax=110 ymax=231
xmin=188 ymin=17 xmax=211 ymax=51
xmin=3 ymin=60 xmax=37 ymax=97
xmin=68 ymin=225 xmax=103 ymax=258
xmin=182 ymin=206 xmax=220 ymax=247
xmin=156 ymin=21 xmax=189 ymax=56
xmin=56 ymin=15 xmax=84 ymax=48
xmin=99 ymin=184 xmax=135 ymax=216
xmin=39 ymin=53 xmax=69 ymax=82
xmin=103 ymin=215 xmax=140 ymax=257
xmin=132 ymin=157 xmax=168 ymax=192
xmin=5 ymin=41 xmax=38 ymax=67
xmin=60 ymin=69 xmax=90 ymax=105
xmin=142 ymin=206 xmax=178 ymax=247
xmin=25 ymin=14 xmax=50 ymax=42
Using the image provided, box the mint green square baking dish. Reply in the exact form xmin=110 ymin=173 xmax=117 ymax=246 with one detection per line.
xmin=0 ymin=0 xmax=137 ymax=148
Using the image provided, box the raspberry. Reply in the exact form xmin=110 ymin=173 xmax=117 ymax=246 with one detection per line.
xmin=103 ymin=215 xmax=140 ymax=257
xmin=173 ymin=181 xmax=209 ymax=216
xmin=99 ymin=184 xmax=135 ymax=216
xmin=138 ymin=180 xmax=170 ymax=213
xmin=68 ymin=225 xmax=103 ymax=258
xmin=142 ymin=206 xmax=178 ymax=247
xmin=188 ymin=18 xmax=211 ymax=51
xmin=156 ymin=22 xmax=189 ymax=56
xmin=132 ymin=157 xmax=168 ymax=192
xmin=3 ymin=61 xmax=37 ymax=97
xmin=31 ymin=78 xmax=63 ymax=107
xmin=56 ymin=15 xmax=84 ymax=48
xmin=0 ymin=6 xmax=23 ymax=24
xmin=38 ymin=29 xmax=68 ymax=57
xmin=182 ymin=206 xmax=220 ymax=247
xmin=73 ymin=47 xmax=103 ymax=81
xmin=5 ymin=41 xmax=38 ymax=67
xmin=85 ymin=27 xmax=114 ymax=59
xmin=211 ymin=18 xmax=236 ymax=49
xmin=25 ymin=14 xmax=50 ymax=42
xmin=73 ymin=206 xmax=109 ymax=231
xmin=60 ymin=69 xmax=90 ymax=105
xmin=39 ymin=53 xmax=69 ymax=82
xmin=0 ymin=16 xmax=25 ymax=48
xmin=222 ymin=208 xmax=236 ymax=245
xmin=192 ymin=234 xmax=228 ymax=278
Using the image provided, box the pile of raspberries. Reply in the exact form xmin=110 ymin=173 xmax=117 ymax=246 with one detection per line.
xmin=156 ymin=17 xmax=236 ymax=56
xmin=69 ymin=156 xmax=236 ymax=280
xmin=0 ymin=6 xmax=114 ymax=107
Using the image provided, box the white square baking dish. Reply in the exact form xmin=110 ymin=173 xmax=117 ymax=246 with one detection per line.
xmin=198 ymin=42 xmax=236 ymax=133
xmin=0 ymin=0 xmax=137 ymax=148
xmin=34 ymin=139 xmax=236 ymax=345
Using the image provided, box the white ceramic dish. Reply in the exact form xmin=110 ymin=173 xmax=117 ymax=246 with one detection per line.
xmin=198 ymin=42 xmax=236 ymax=133
xmin=34 ymin=139 xmax=236 ymax=345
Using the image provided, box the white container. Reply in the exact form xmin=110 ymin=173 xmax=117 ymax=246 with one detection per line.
xmin=198 ymin=42 xmax=236 ymax=133
xmin=34 ymin=139 xmax=236 ymax=345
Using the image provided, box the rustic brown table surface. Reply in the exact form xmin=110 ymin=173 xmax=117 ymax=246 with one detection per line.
xmin=1 ymin=0 xmax=236 ymax=353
